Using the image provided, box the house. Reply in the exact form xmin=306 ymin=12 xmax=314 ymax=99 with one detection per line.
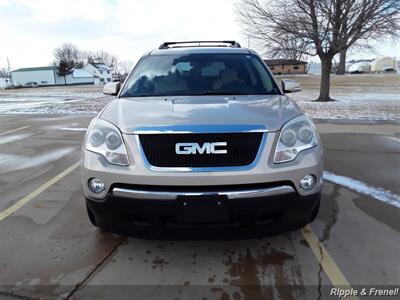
xmin=371 ymin=57 xmax=398 ymax=73
xmin=11 ymin=66 xmax=101 ymax=87
xmin=67 ymin=69 xmax=101 ymax=85
xmin=84 ymin=62 xmax=112 ymax=84
xmin=263 ymin=59 xmax=308 ymax=75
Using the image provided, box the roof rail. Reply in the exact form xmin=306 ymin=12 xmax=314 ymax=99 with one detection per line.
xmin=158 ymin=41 xmax=241 ymax=50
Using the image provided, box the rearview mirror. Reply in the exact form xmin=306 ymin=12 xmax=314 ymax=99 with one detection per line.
xmin=281 ymin=79 xmax=301 ymax=93
xmin=103 ymin=82 xmax=121 ymax=96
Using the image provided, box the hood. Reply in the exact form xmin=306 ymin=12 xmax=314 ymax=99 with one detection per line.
xmin=100 ymin=95 xmax=302 ymax=134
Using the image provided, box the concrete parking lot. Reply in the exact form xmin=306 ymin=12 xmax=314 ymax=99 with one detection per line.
xmin=0 ymin=114 xmax=399 ymax=300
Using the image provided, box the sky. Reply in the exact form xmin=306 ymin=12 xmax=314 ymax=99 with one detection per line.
xmin=0 ymin=0 xmax=399 ymax=70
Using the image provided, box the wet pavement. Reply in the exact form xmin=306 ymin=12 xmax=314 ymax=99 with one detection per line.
xmin=0 ymin=115 xmax=399 ymax=300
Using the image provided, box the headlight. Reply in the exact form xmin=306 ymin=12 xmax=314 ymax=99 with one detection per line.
xmin=274 ymin=115 xmax=318 ymax=163
xmin=85 ymin=118 xmax=129 ymax=166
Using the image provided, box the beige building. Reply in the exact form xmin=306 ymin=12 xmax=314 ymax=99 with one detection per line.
xmin=370 ymin=57 xmax=397 ymax=73
xmin=263 ymin=59 xmax=308 ymax=75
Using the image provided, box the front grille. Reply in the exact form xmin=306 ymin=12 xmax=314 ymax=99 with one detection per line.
xmin=139 ymin=133 xmax=263 ymax=168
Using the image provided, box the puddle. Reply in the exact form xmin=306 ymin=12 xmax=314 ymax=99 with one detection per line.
xmin=223 ymin=247 xmax=301 ymax=300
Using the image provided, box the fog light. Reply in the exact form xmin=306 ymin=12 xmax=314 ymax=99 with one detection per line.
xmin=300 ymin=175 xmax=316 ymax=190
xmin=88 ymin=178 xmax=105 ymax=193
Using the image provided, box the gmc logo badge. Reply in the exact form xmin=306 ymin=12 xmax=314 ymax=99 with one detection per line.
xmin=175 ymin=142 xmax=227 ymax=155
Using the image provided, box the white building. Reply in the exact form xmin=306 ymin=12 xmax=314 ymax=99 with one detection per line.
xmin=12 ymin=66 xmax=59 ymax=86
xmin=65 ymin=69 xmax=101 ymax=85
xmin=348 ymin=62 xmax=371 ymax=74
xmin=84 ymin=62 xmax=112 ymax=84
xmin=11 ymin=66 xmax=101 ymax=86
xmin=371 ymin=57 xmax=398 ymax=73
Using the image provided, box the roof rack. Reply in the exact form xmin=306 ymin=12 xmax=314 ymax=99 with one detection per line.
xmin=158 ymin=41 xmax=241 ymax=50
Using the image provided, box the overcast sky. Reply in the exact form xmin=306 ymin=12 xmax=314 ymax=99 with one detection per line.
xmin=0 ymin=0 xmax=399 ymax=70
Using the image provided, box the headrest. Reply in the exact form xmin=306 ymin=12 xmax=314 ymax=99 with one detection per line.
xmin=220 ymin=68 xmax=237 ymax=82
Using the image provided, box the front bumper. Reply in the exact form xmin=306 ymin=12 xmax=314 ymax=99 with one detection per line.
xmin=86 ymin=183 xmax=321 ymax=239
xmin=81 ymin=131 xmax=324 ymax=200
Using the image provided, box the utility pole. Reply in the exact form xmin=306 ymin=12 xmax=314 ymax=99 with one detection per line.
xmin=7 ymin=57 xmax=13 ymax=86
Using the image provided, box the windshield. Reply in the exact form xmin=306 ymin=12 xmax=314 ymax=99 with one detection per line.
xmin=120 ymin=53 xmax=280 ymax=97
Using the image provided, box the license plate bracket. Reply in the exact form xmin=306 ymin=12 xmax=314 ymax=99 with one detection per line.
xmin=176 ymin=195 xmax=229 ymax=224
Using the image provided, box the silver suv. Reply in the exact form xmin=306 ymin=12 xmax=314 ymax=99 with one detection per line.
xmin=81 ymin=41 xmax=323 ymax=238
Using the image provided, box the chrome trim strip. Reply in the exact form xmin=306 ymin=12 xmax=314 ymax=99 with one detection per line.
xmin=130 ymin=124 xmax=269 ymax=134
xmin=112 ymin=185 xmax=295 ymax=200
xmin=135 ymin=133 xmax=267 ymax=172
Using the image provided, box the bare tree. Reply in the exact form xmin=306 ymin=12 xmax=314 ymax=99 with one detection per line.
xmin=54 ymin=43 xmax=83 ymax=69
xmin=336 ymin=18 xmax=349 ymax=75
xmin=237 ymin=0 xmax=400 ymax=101
xmin=80 ymin=50 xmax=119 ymax=68
xmin=0 ymin=68 xmax=9 ymax=78
xmin=256 ymin=33 xmax=311 ymax=61
xmin=114 ymin=60 xmax=135 ymax=81
xmin=56 ymin=61 xmax=74 ymax=85
xmin=54 ymin=43 xmax=84 ymax=84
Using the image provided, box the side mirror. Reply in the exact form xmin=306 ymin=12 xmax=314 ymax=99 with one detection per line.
xmin=103 ymin=82 xmax=121 ymax=96
xmin=281 ymin=79 xmax=301 ymax=93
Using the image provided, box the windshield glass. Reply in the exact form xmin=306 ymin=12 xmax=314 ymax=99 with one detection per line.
xmin=120 ymin=53 xmax=280 ymax=97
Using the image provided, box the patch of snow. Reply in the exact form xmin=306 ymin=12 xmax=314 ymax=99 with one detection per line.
xmin=0 ymin=147 xmax=76 ymax=174
xmin=0 ymin=133 xmax=33 ymax=145
xmin=0 ymin=88 xmax=113 ymax=115
xmin=0 ymin=83 xmax=398 ymax=120
xmin=291 ymin=90 xmax=400 ymax=120
xmin=324 ymin=171 xmax=400 ymax=208
xmin=59 ymin=127 xmax=87 ymax=132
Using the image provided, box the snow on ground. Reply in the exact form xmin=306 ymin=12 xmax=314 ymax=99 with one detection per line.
xmin=0 ymin=147 xmax=76 ymax=175
xmin=0 ymin=75 xmax=399 ymax=120
xmin=286 ymin=73 xmax=400 ymax=120
xmin=59 ymin=127 xmax=87 ymax=132
xmin=291 ymin=90 xmax=400 ymax=120
xmin=324 ymin=171 xmax=400 ymax=208
xmin=0 ymin=85 xmax=113 ymax=115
